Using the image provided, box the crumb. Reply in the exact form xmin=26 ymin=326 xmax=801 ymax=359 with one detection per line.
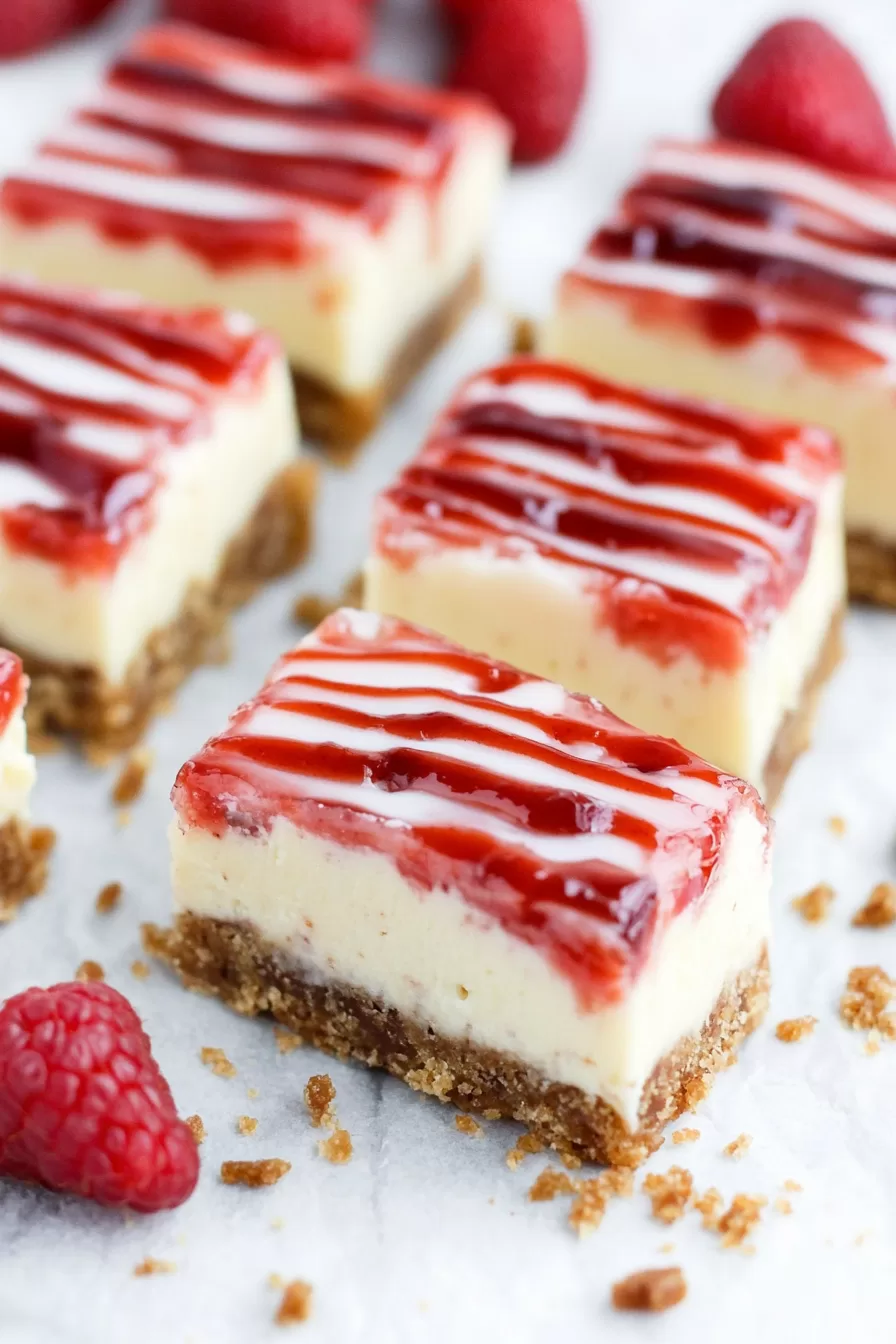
xmin=247 ymin=1086 xmax=259 ymax=1100
xmin=293 ymin=594 xmax=338 ymax=626
xmin=133 ymin=1258 xmax=175 ymax=1277
xmin=672 ymin=1128 xmax=700 ymax=1145
xmin=237 ymin=1115 xmax=258 ymax=1136
xmin=304 ymin=1073 xmax=335 ymax=1128
xmin=220 ymin=1159 xmax=291 ymax=1188
xmin=130 ymin=959 xmax=150 ymax=980
xmin=693 ymin=1187 xmax=723 ymax=1230
xmin=682 ymin=1071 xmax=710 ymax=1111
xmin=271 ymin=1217 xmax=285 ymax=1231
xmin=506 ymin=1133 xmax=545 ymax=1170
xmin=75 ymin=959 xmax=104 ymax=983
xmin=866 ymin=1029 xmax=882 ymax=1056
xmin=275 ymin=1280 xmax=313 ymax=1326
xmin=723 ymin=1133 xmax=752 ymax=1160
xmin=406 ymin=1059 xmax=454 ymax=1099
xmin=828 ymin=815 xmax=847 ymax=836
xmin=528 ymin=1168 xmax=577 ymax=1203
xmin=568 ymin=1168 xmax=633 ymax=1237
xmin=273 ymin=1026 xmax=303 ymax=1054
xmin=186 ymin=1114 xmax=206 ymax=1145
xmin=112 ymin=748 xmax=152 ymax=806
xmin=115 ymin=808 xmax=133 ymax=830
xmin=776 ymin=1016 xmax=818 ymax=1043
xmin=852 ymin=882 xmax=896 ymax=929
xmin=840 ymin=965 xmax=896 ymax=1037
xmin=95 ymin=881 xmax=122 ymax=914
xmin=268 ymin=1273 xmax=285 ymax=1290
xmin=456 ymin=984 xmax=469 ymax=1000
xmin=455 ymin=1115 xmax=482 ymax=1138
xmin=513 ymin=315 xmax=538 ymax=355
xmin=201 ymin=1046 xmax=237 ymax=1079
xmin=774 ymin=1198 xmax=793 ymax=1215
xmin=783 ymin=1180 xmax=803 ymax=1193
xmin=483 ymin=1108 xmax=501 ymax=1121
xmin=792 ymin=882 xmax=835 ymax=923
xmin=611 ymin=1267 xmax=687 ymax=1313
xmin=558 ymin=1149 xmax=583 ymax=1171
xmin=643 ymin=1167 xmax=694 ymax=1225
xmin=717 ymin=1193 xmax=767 ymax=1248
xmin=659 ymin=1242 xmax=675 ymax=1253
xmin=319 ymin=1129 xmax=352 ymax=1164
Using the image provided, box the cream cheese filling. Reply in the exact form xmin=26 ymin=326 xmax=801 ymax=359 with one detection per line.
xmin=0 ymin=700 xmax=35 ymax=824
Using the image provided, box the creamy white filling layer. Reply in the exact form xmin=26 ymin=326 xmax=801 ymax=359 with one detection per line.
xmin=541 ymin=288 xmax=896 ymax=544
xmin=364 ymin=476 xmax=843 ymax=789
xmin=0 ymin=701 xmax=35 ymax=823
xmin=0 ymin=128 xmax=508 ymax=394
xmin=0 ymin=356 xmax=299 ymax=681
xmin=170 ymin=806 xmax=769 ymax=1129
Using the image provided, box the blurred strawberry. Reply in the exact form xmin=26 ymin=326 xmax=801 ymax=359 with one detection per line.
xmin=164 ymin=0 xmax=370 ymax=64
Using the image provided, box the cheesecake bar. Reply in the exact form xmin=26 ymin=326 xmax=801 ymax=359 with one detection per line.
xmin=0 ymin=22 xmax=510 ymax=454
xmin=364 ymin=358 xmax=844 ymax=801
xmin=0 ymin=652 xmax=52 ymax=921
xmin=149 ymin=608 xmax=771 ymax=1166
xmin=540 ymin=138 xmax=896 ymax=604
xmin=0 ymin=276 xmax=314 ymax=751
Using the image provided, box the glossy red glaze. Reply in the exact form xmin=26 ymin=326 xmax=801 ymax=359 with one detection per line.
xmin=0 ymin=650 xmax=25 ymax=735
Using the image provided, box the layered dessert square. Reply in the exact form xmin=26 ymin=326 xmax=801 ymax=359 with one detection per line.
xmin=149 ymin=608 xmax=771 ymax=1166
xmin=540 ymin=139 xmax=896 ymax=603
xmin=0 ymin=276 xmax=314 ymax=752
xmin=0 ymin=22 xmax=510 ymax=453
xmin=0 ymin=651 xmax=52 ymax=921
xmin=364 ymin=358 xmax=844 ymax=801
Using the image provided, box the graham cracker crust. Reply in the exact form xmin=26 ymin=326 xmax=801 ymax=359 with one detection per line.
xmin=761 ymin=607 xmax=844 ymax=808
xmin=293 ymin=262 xmax=482 ymax=462
xmin=145 ymin=914 xmax=769 ymax=1167
xmin=846 ymin=533 xmax=896 ymax=607
xmin=0 ymin=816 xmax=54 ymax=922
xmin=17 ymin=459 xmax=318 ymax=754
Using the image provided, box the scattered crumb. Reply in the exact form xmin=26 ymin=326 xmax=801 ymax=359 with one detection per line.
xmin=273 ymin=1026 xmax=303 ymax=1054
xmin=112 ymin=748 xmax=152 ymax=806
xmin=95 ymin=881 xmax=122 ymax=914
xmin=776 ymin=1016 xmax=818 ymax=1043
xmin=268 ymin=1273 xmax=285 ymax=1290
xmin=247 ymin=1086 xmax=259 ymax=1100
xmin=672 ymin=1128 xmax=700 ymax=1145
xmin=723 ymin=1133 xmax=753 ymax=1160
xmin=133 ymin=1258 xmax=175 ymax=1277
xmin=75 ymin=959 xmax=104 ymax=983
xmin=406 ymin=1059 xmax=454 ymax=1099
xmin=774 ymin=1198 xmax=793 ymax=1215
xmin=717 ymin=1194 xmax=767 ymax=1249
xmin=271 ymin=1217 xmax=285 ymax=1231
xmin=792 ymin=882 xmax=835 ymax=923
xmin=456 ymin=984 xmax=469 ymax=1000
xmin=569 ymin=1169 xmax=634 ymax=1237
xmin=693 ymin=1187 xmax=724 ymax=1231
xmin=840 ymin=965 xmax=896 ymax=1038
xmin=558 ymin=1149 xmax=583 ymax=1171
xmin=506 ymin=1133 xmax=545 ymax=1170
xmin=275 ymin=1280 xmax=313 ymax=1326
xmin=783 ymin=1180 xmax=803 ymax=1193
xmin=186 ymin=1114 xmax=206 ymax=1145
xmin=293 ymin=594 xmax=337 ymax=627
xmin=455 ymin=1115 xmax=483 ymax=1138
xmin=319 ymin=1129 xmax=352 ymax=1164
xmin=237 ymin=1115 xmax=258 ymax=1136
xmin=220 ymin=1159 xmax=291 ymax=1188
xmin=115 ymin=808 xmax=133 ymax=830
xmin=643 ymin=1167 xmax=694 ymax=1225
xmin=828 ymin=815 xmax=847 ymax=837
xmin=866 ymin=1029 xmax=882 ymax=1056
xmin=659 ymin=1242 xmax=675 ymax=1253
xmin=611 ymin=1266 xmax=687 ymax=1313
xmin=528 ymin=1168 xmax=577 ymax=1203
xmin=131 ymin=959 xmax=150 ymax=980
xmin=483 ymin=1108 xmax=501 ymax=1121
xmin=852 ymin=882 xmax=896 ymax=929
xmin=513 ymin=315 xmax=538 ymax=355
xmin=304 ymin=1074 xmax=335 ymax=1128
xmin=201 ymin=1046 xmax=237 ymax=1079
xmin=682 ymin=1071 xmax=710 ymax=1111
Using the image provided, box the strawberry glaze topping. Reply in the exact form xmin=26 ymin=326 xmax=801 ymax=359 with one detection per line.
xmin=373 ymin=359 xmax=839 ymax=671
xmin=567 ymin=139 xmax=896 ymax=376
xmin=173 ymin=609 xmax=768 ymax=1007
xmin=1 ymin=23 xmax=500 ymax=272
xmin=0 ymin=650 xmax=25 ymax=736
xmin=0 ymin=278 xmax=277 ymax=573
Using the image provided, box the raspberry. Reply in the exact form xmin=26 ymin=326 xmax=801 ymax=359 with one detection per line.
xmin=0 ymin=0 xmax=78 ymax=58
xmin=449 ymin=0 xmax=588 ymax=164
xmin=164 ymin=0 xmax=369 ymax=64
xmin=712 ymin=19 xmax=896 ymax=180
xmin=0 ymin=982 xmax=199 ymax=1212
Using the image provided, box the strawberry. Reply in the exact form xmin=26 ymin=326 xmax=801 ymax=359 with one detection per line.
xmin=449 ymin=0 xmax=588 ymax=164
xmin=0 ymin=981 xmax=199 ymax=1212
xmin=712 ymin=19 xmax=896 ymax=180
xmin=164 ymin=0 xmax=369 ymax=64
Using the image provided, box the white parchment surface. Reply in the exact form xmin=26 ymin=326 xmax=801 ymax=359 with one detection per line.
xmin=1 ymin=2 xmax=896 ymax=1341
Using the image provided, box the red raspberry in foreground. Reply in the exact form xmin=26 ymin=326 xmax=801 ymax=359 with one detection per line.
xmin=712 ymin=19 xmax=896 ymax=180
xmin=449 ymin=0 xmax=588 ymax=164
xmin=0 ymin=982 xmax=199 ymax=1212
xmin=164 ymin=0 xmax=369 ymax=64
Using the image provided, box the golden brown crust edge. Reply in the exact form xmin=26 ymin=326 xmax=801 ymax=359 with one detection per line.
xmin=145 ymin=913 xmax=769 ymax=1168
xmin=762 ymin=607 xmax=844 ymax=809
xmin=0 ymin=816 xmax=55 ymax=923
xmin=15 ymin=458 xmax=318 ymax=754
xmin=847 ymin=533 xmax=896 ymax=608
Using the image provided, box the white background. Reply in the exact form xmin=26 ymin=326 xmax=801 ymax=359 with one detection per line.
xmin=1 ymin=1 xmax=896 ymax=1340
